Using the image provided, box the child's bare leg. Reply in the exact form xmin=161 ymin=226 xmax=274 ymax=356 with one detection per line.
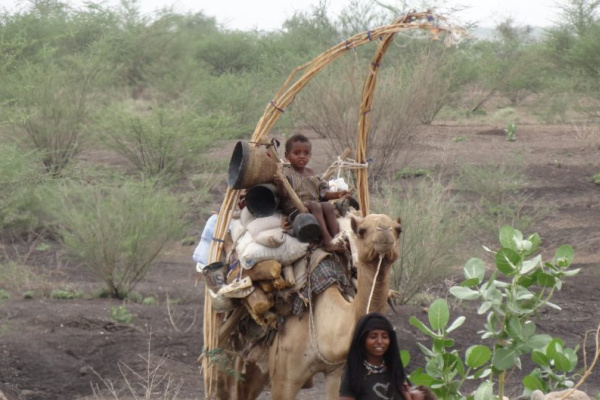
xmin=306 ymin=202 xmax=330 ymax=243
xmin=321 ymin=202 xmax=339 ymax=238
xmin=306 ymin=202 xmax=343 ymax=251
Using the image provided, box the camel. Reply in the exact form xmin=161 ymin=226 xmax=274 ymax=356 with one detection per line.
xmin=215 ymin=213 xmax=402 ymax=400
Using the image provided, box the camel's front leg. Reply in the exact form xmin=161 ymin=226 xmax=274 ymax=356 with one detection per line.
xmin=268 ymin=342 xmax=309 ymax=400
xmin=268 ymin=317 xmax=315 ymax=400
xmin=324 ymin=366 xmax=344 ymax=400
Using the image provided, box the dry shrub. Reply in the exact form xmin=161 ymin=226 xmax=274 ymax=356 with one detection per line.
xmin=570 ymin=121 xmax=600 ymax=148
xmin=372 ymin=177 xmax=463 ymax=304
xmin=90 ymin=333 xmax=183 ymax=400
xmin=292 ymin=57 xmax=420 ymax=183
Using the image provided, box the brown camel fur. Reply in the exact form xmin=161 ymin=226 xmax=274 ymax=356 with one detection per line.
xmin=215 ymin=213 xmax=402 ymax=400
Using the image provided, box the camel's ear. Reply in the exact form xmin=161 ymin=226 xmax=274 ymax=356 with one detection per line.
xmin=350 ymin=214 xmax=362 ymax=236
xmin=395 ymin=217 xmax=403 ymax=236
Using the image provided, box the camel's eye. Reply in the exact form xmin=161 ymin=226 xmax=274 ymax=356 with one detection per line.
xmin=357 ymin=228 xmax=367 ymax=238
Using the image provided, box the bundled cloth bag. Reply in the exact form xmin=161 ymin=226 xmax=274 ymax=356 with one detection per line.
xmin=229 ymin=207 xmax=308 ymax=270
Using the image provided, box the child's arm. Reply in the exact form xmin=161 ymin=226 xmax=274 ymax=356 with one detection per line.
xmin=322 ymin=189 xmax=350 ymax=201
xmin=273 ymin=173 xmax=289 ymax=198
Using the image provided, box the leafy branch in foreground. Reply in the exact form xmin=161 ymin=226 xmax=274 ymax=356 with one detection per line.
xmin=409 ymin=226 xmax=581 ymax=399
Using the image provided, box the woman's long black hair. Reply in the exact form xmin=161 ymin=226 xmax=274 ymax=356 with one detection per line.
xmin=345 ymin=312 xmax=407 ymax=395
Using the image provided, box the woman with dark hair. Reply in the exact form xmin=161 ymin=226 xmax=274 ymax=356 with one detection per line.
xmin=339 ymin=312 xmax=435 ymax=400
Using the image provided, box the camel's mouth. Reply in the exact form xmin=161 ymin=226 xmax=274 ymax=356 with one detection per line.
xmin=372 ymin=238 xmax=396 ymax=254
xmin=367 ymin=243 xmax=398 ymax=263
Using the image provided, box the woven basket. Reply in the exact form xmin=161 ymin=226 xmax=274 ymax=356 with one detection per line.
xmin=202 ymin=11 xmax=465 ymax=398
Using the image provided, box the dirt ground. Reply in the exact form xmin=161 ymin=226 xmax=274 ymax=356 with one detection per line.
xmin=1 ymin=123 xmax=599 ymax=400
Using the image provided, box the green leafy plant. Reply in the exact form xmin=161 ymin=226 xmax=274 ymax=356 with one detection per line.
xmin=203 ymin=348 xmax=244 ymax=381
xmin=409 ymin=298 xmax=485 ymax=400
xmin=22 ymin=290 xmax=36 ymax=299
xmin=50 ymin=289 xmax=85 ymax=299
xmin=505 ymin=122 xmax=517 ymax=141
xmin=589 ymin=173 xmax=600 ymax=185
xmin=453 ymin=136 xmax=468 ymax=143
xmin=125 ymin=291 xmax=143 ymax=303
xmin=409 ymin=226 xmax=581 ymax=399
xmin=110 ymin=305 xmax=135 ymax=324
xmin=394 ymin=167 xmax=431 ymax=180
xmin=142 ymin=296 xmax=158 ymax=306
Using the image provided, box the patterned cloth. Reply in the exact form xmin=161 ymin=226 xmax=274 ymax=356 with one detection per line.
xmin=291 ymin=257 xmax=354 ymax=315
xmin=280 ymin=164 xmax=329 ymax=215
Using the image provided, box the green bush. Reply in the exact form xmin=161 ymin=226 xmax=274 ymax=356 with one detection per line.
xmin=142 ymin=296 xmax=158 ymax=305
xmin=394 ymin=167 xmax=431 ymax=180
xmin=110 ymin=305 xmax=135 ymax=324
xmin=372 ymin=178 xmax=463 ymax=304
xmin=125 ymin=291 xmax=143 ymax=303
xmin=96 ymin=103 xmax=221 ymax=182
xmin=50 ymin=289 xmax=85 ymax=299
xmin=50 ymin=179 xmax=185 ymax=299
xmin=5 ymin=59 xmax=96 ymax=175
xmin=0 ymin=261 xmax=37 ymax=293
xmin=22 ymin=291 xmax=36 ymax=299
xmin=0 ymin=145 xmax=49 ymax=234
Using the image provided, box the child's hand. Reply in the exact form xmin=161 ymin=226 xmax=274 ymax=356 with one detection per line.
xmin=337 ymin=190 xmax=350 ymax=199
xmin=273 ymin=173 xmax=284 ymax=187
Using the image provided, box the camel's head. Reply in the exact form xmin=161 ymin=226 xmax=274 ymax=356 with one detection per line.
xmin=351 ymin=214 xmax=402 ymax=264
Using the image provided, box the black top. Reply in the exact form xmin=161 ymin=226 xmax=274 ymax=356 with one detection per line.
xmin=339 ymin=365 xmax=404 ymax=400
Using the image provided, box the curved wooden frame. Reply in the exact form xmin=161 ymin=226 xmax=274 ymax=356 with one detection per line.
xmin=201 ymin=11 xmax=465 ymax=398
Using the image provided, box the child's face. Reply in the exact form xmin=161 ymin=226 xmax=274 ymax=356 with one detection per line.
xmin=285 ymin=141 xmax=312 ymax=169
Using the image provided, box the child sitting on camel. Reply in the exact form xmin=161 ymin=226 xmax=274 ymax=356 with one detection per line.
xmin=274 ymin=133 xmax=350 ymax=252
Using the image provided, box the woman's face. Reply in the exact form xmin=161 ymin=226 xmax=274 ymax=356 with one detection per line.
xmin=364 ymin=329 xmax=390 ymax=360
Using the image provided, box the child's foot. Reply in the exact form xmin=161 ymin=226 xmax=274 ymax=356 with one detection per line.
xmin=323 ymin=242 xmax=345 ymax=253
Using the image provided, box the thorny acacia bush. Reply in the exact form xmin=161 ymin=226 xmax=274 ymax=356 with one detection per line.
xmin=49 ymin=180 xmax=185 ymax=299
xmin=0 ymin=145 xmax=49 ymax=235
xmin=97 ymin=103 xmax=216 ymax=182
xmin=6 ymin=59 xmax=95 ymax=175
xmin=372 ymin=178 xmax=463 ymax=304
xmin=91 ymin=333 xmax=183 ymax=399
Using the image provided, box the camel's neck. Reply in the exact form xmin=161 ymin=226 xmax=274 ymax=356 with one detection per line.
xmin=311 ymin=256 xmax=392 ymax=362
xmin=352 ymin=256 xmax=391 ymax=321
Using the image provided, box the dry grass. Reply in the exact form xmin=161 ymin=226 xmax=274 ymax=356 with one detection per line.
xmin=570 ymin=122 xmax=600 ymax=148
xmin=89 ymin=333 xmax=183 ymax=400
